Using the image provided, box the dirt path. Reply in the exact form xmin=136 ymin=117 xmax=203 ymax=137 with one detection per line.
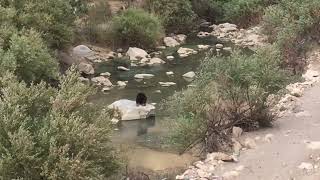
xmin=210 ymin=48 xmax=320 ymax=180
xmin=213 ymin=81 xmax=320 ymax=180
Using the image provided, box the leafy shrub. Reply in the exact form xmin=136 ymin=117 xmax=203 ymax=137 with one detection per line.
xmin=262 ymin=0 xmax=320 ymax=73
xmin=0 ymin=30 xmax=59 ymax=83
xmin=1 ymin=0 xmax=76 ymax=49
xmin=221 ymin=0 xmax=266 ymax=26
xmin=146 ymin=0 xmax=196 ymax=33
xmin=0 ymin=68 xmax=121 ymax=179
xmin=165 ymin=46 xmax=290 ymax=153
xmin=111 ymin=9 xmax=164 ymax=48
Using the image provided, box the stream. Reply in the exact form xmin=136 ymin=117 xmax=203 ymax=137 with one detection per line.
xmin=90 ymin=35 xmax=221 ymax=171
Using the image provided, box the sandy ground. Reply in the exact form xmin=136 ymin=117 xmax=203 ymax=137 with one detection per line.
xmin=212 ymin=81 xmax=320 ymax=180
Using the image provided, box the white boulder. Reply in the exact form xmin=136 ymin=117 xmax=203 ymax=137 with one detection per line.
xmin=177 ymin=47 xmax=198 ymax=58
xmin=117 ymin=66 xmax=130 ymax=71
xmin=166 ymin=71 xmax=174 ymax=76
xmin=100 ymin=72 xmax=111 ymax=77
xmin=91 ymin=76 xmax=113 ymax=87
xmin=164 ymin=37 xmax=180 ymax=47
xmin=126 ymin=47 xmax=148 ymax=61
xmin=108 ymin=99 xmax=155 ymax=121
xmin=216 ymin=44 xmax=224 ymax=49
xmin=148 ymin=57 xmax=166 ymax=65
xmin=72 ymin=45 xmax=94 ymax=58
xmin=174 ymin=34 xmax=187 ymax=44
xmin=117 ymin=81 xmax=127 ymax=87
xmin=197 ymin=45 xmax=210 ymax=50
xmin=159 ymin=82 xmax=176 ymax=87
xmin=182 ymin=71 xmax=196 ymax=79
xmin=166 ymin=56 xmax=175 ymax=60
xmin=134 ymin=74 xmax=155 ymax=79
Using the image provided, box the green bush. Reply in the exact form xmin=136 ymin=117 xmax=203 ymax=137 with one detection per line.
xmin=165 ymin=46 xmax=290 ymax=152
xmin=1 ymin=0 xmax=76 ymax=49
xmin=0 ymin=30 xmax=59 ymax=84
xmin=0 ymin=68 xmax=121 ymax=179
xmin=111 ymin=9 xmax=164 ymax=48
xmin=221 ymin=0 xmax=266 ymax=26
xmin=146 ymin=0 xmax=196 ymax=33
xmin=262 ymin=0 xmax=320 ymax=73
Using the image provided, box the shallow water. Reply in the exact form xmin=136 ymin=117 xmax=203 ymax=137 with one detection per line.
xmin=90 ymin=35 xmax=218 ymax=170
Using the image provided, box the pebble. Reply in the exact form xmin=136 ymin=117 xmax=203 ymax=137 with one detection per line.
xmin=117 ymin=66 xmax=130 ymax=71
xmin=264 ymin=134 xmax=274 ymax=142
xmin=298 ymin=162 xmax=313 ymax=170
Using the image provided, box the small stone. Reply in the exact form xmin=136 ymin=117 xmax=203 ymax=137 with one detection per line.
xmin=117 ymin=66 xmax=130 ymax=71
xmin=156 ymin=46 xmax=166 ymax=50
xmin=134 ymin=74 xmax=155 ymax=79
xmin=264 ymin=134 xmax=274 ymax=142
xmin=92 ymin=76 xmax=113 ymax=87
xmin=111 ymin=118 xmax=120 ymax=124
xmin=117 ymin=81 xmax=127 ymax=87
xmin=197 ymin=45 xmax=210 ymax=50
xmin=159 ymin=82 xmax=176 ymax=87
xmin=177 ymin=47 xmax=198 ymax=58
xmin=223 ymin=47 xmax=232 ymax=52
xmin=298 ymin=162 xmax=313 ymax=170
xmin=166 ymin=71 xmax=174 ymax=76
xmin=148 ymin=57 xmax=165 ymax=65
xmin=244 ymin=138 xmax=257 ymax=149
xmin=255 ymin=136 xmax=261 ymax=141
xmin=182 ymin=71 xmax=196 ymax=79
xmin=216 ymin=44 xmax=224 ymax=49
xmin=232 ymin=126 xmax=243 ymax=138
xmin=100 ymin=72 xmax=111 ymax=77
xmin=307 ymin=141 xmax=320 ymax=150
xmin=166 ymin=56 xmax=175 ymax=60
xmin=207 ymin=152 xmax=235 ymax=162
xmin=155 ymin=90 xmax=161 ymax=93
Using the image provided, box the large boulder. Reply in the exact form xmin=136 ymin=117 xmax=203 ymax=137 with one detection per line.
xmin=77 ymin=62 xmax=94 ymax=75
xmin=174 ymin=34 xmax=187 ymax=44
xmin=148 ymin=57 xmax=165 ymax=65
xmin=108 ymin=99 xmax=155 ymax=121
xmin=126 ymin=47 xmax=148 ymax=61
xmin=164 ymin=37 xmax=180 ymax=47
xmin=177 ymin=47 xmax=198 ymax=58
xmin=72 ymin=45 xmax=94 ymax=58
xmin=91 ymin=76 xmax=113 ymax=87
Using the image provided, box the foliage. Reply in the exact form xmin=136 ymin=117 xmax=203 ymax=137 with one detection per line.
xmin=165 ymin=46 xmax=290 ymax=152
xmin=0 ymin=68 xmax=121 ymax=179
xmin=111 ymin=8 xmax=164 ymax=48
xmin=0 ymin=30 xmax=59 ymax=83
xmin=82 ymin=0 xmax=113 ymax=44
xmin=262 ymin=0 xmax=320 ymax=73
xmin=146 ymin=0 xmax=196 ymax=33
xmin=0 ymin=0 xmax=76 ymax=49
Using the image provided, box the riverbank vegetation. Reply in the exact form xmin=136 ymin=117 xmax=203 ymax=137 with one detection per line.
xmin=165 ymin=0 xmax=320 ymax=153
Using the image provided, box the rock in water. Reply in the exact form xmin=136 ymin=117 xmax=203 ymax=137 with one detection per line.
xmin=108 ymin=99 xmax=155 ymax=121
xmin=177 ymin=47 xmax=198 ymax=58
xmin=164 ymin=37 xmax=180 ymax=47
xmin=134 ymin=74 xmax=155 ymax=79
xmin=126 ymin=47 xmax=148 ymax=61
xmin=182 ymin=71 xmax=196 ymax=79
